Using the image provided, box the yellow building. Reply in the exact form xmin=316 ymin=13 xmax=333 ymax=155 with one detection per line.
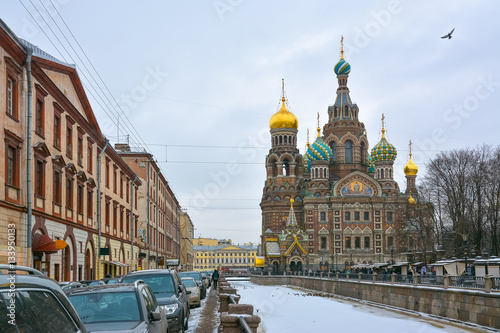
xmin=194 ymin=244 xmax=258 ymax=271
xmin=180 ymin=212 xmax=194 ymax=271
xmin=194 ymin=237 xmax=232 ymax=246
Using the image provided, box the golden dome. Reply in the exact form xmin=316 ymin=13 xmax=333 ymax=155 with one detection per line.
xmin=408 ymin=192 xmax=416 ymax=204
xmin=269 ymin=97 xmax=299 ymax=130
xmin=404 ymin=140 xmax=418 ymax=176
xmin=404 ymin=156 xmax=419 ymax=176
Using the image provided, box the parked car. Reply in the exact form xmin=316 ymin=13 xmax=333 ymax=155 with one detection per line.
xmin=181 ymin=277 xmax=200 ymax=308
xmin=88 ymin=280 xmax=106 ymax=286
xmin=178 ymin=271 xmax=206 ymax=299
xmin=122 ymin=269 xmax=189 ymax=333
xmin=67 ymin=281 xmax=169 ymax=333
xmin=0 ymin=265 xmax=87 ymax=333
xmin=200 ymin=271 xmax=211 ymax=289
xmin=62 ymin=282 xmax=84 ymax=292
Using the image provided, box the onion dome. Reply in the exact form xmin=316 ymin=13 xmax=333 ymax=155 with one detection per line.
xmin=404 ymin=140 xmax=418 ymax=176
xmin=269 ymin=97 xmax=299 ymax=130
xmin=334 ymin=58 xmax=351 ymax=75
xmin=334 ymin=36 xmax=351 ymax=75
xmin=408 ymin=191 xmax=416 ymax=204
xmin=371 ymin=114 xmax=397 ymax=162
xmin=367 ymin=155 xmax=375 ymax=173
xmin=305 ymin=131 xmax=332 ymax=167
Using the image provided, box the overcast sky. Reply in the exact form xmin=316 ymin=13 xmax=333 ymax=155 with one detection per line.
xmin=4 ymin=1 xmax=500 ymax=245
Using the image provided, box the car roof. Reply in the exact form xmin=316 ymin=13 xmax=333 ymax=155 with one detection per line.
xmin=124 ymin=269 xmax=175 ymax=276
xmin=181 ymin=277 xmax=196 ymax=281
xmin=66 ymin=283 xmax=138 ymax=295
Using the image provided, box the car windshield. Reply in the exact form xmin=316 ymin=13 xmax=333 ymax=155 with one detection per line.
xmin=122 ymin=274 xmax=175 ymax=296
xmin=179 ymin=272 xmax=201 ymax=281
xmin=68 ymin=291 xmax=140 ymax=324
xmin=182 ymin=279 xmax=197 ymax=288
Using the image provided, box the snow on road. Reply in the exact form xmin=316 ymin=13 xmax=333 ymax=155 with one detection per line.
xmin=229 ymin=280 xmax=489 ymax=333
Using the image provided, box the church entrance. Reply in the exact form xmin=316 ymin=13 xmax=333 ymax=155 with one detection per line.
xmin=289 ymin=260 xmax=303 ymax=272
xmin=272 ymin=261 xmax=280 ymax=274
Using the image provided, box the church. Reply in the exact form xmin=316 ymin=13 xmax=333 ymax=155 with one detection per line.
xmin=260 ymin=40 xmax=421 ymax=273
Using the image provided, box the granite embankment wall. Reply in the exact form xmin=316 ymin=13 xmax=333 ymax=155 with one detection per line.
xmin=250 ymin=275 xmax=500 ymax=329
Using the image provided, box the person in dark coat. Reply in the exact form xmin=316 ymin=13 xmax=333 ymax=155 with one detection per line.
xmin=212 ymin=269 xmax=220 ymax=289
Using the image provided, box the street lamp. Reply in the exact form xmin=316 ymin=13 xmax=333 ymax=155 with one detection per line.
xmin=461 ymin=233 xmax=469 ymax=275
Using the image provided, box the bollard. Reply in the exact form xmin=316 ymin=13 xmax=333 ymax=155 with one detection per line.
xmin=391 ymin=273 xmax=396 ymax=284
xmin=346 ymin=272 xmax=350 ymax=280
xmin=328 ymin=272 xmax=331 ymax=279
xmin=358 ymin=272 xmax=362 ymax=281
xmin=220 ymin=304 xmax=261 ymax=333
xmin=336 ymin=272 xmax=339 ymax=280
xmin=320 ymin=271 xmax=323 ymax=279
xmin=414 ymin=274 xmax=420 ymax=286
xmin=372 ymin=273 xmax=377 ymax=283
xmin=484 ymin=275 xmax=492 ymax=293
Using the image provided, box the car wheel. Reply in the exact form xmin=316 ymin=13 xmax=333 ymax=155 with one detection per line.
xmin=184 ymin=315 xmax=189 ymax=330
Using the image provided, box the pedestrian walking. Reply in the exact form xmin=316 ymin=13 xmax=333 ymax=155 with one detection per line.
xmin=212 ymin=269 xmax=219 ymax=289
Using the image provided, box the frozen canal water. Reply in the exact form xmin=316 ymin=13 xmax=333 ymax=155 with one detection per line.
xmin=229 ymin=280 xmax=491 ymax=333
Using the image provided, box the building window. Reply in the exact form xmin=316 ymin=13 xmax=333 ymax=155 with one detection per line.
xmin=77 ymin=184 xmax=84 ymax=214
xmin=387 ymin=236 xmax=394 ymax=248
xmin=345 ymin=141 xmax=352 ymax=163
xmin=320 ymin=237 xmax=327 ymax=249
xmin=364 ymin=236 xmax=370 ymax=248
xmin=7 ymin=146 xmax=17 ymax=186
xmin=354 ymin=211 xmax=360 ymax=221
xmin=66 ymin=177 xmax=74 ymax=210
xmin=7 ymin=77 xmax=17 ymax=118
xmin=66 ymin=126 xmax=73 ymax=158
xmin=87 ymin=142 xmax=93 ymax=173
xmin=120 ymin=176 xmax=123 ymax=198
xmin=320 ymin=212 xmax=326 ymax=221
xmin=126 ymin=181 xmax=130 ymax=203
xmin=87 ymin=190 xmax=93 ymax=217
xmin=35 ymin=99 xmax=44 ymax=137
xmin=345 ymin=237 xmax=351 ymax=249
xmin=345 ymin=211 xmax=350 ymax=221
xmin=364 ymin=211 xmax=369 ymax=221
xmin=387 ymin=212 xmax=393 ymax=222
xmin=330 ymin=142 xmax=337 ymax=163
xmin=77 ymin=136 xmax=83 ymax=166
xmin=35 ymin=160 xmax=45 ymax=197
xmin=54 ymin=170 xmax=62 ymax=204
xmin=54 ymin=116 xmax=61 ymax=148
xmin=105 ymin=202 xmax=110 ymax=226
xmin=120 ymin=209 xmax=124 ymax=232
xmin=105 ymin=161 xmax=110 ymax=187
xmin=354 ymin=237 xmax=361 ymax=249
xmin=113 ymin=169 xmax=117 ymax=193
xmin=113 ymin=206 xmax=117 ymax=230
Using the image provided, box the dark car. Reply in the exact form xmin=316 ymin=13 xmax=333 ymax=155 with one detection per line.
xmin=67 ymin=281 xmax=168 ymax=333
xmin=178 ymin=271 xmax=206 ymax=299
xmin=122 ymin=269 xmax=189 ymax=333
xmin=0 ymin=265 xmax=87 ymax=333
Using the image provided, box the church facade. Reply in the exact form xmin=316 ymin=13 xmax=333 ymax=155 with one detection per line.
xmin=260 ymin=42 xmax=421 ymax=273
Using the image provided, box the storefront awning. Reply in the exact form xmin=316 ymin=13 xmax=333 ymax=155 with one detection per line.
xmin=32 ymin=233 xmax=59 ymax=253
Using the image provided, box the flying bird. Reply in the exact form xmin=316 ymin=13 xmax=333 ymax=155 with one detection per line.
xmin=441 ymin=28 xmax=455 ymax=39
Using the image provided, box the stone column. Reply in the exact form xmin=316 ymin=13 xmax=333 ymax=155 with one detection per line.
xmin=391 ymin=273 xmax=396 ymax=284
xmin=443 ymin=274 xmax=450 ymax=289
xmin=372 ymin=273 xmax=377 ymax=283
xmin=484 ymin=275 xmax=492 ymax=293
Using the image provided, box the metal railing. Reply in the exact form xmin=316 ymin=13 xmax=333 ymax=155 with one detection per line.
xmin=255 ymin=272 xmax=499 ymax=291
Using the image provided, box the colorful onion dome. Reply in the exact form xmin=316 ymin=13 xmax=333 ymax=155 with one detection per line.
xmin=334 ymin=58 xmax=351 ymax=75
xmin=371 ymin=114 xmax=397 ymax=162
xmin=305 ymin=136 xmax=332 ymax=165
xmin=269 ymin=96 xmax=299 ymax=130
xmin=367 ymin=155 xmax=375 ymax=173
xmin=404 ymin=140 xmax=418 ymax=176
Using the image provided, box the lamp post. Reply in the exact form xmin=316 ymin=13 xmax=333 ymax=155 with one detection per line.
xmin=461 ymin=233 xmax=469 ymax=275
xmin=139 ymin=157 xmax=154 ymax=269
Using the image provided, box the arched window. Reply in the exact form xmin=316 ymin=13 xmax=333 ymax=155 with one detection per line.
xmin=272 ymin=161 xmax=278 ymax=177
xmin=389 ymin=169 xmax=392 ymax=179
xmin=320 ymin=168 xmax=323 ymax=179
xmin=279 ymin=136 xmax=282 ymax=144
xmin=345 ymin=141 xmax=353 ymax=163
xmin=381 ymin=169 xmax=385 ymax=179
xmin=344 ymin=105 xmax=348 ymax=117
xmin=334 ymin=106 xmax=337 ymax=119
xmin=330 ymin=142 xmax=337 ymax=163
xmin=315 ymin=168 xmax=318 ymax=179
xmin=283 ymin=159 xmax=290 ymax=176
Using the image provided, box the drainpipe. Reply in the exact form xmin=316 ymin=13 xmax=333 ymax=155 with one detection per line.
xmin=130 ymin=174 xmax=138 ymax=271
xmin=25 ymin=47 xmax=33 ymax=267
xmin=97 ymin=138 xmax=109 ymax=278
xmin=155 ymin=171 xmax=159 ymax=268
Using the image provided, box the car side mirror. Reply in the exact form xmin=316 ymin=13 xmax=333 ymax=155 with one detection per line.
xmin=186 ymin=290 xmax=191 ymax=295
xmin=150 ymin=311 xmax=162 ymax=321
xmin=178 ymin=286 xmax=183 ymax=294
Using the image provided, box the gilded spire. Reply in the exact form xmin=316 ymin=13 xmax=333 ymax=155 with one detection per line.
xmin=281 ymin=78 xmax=286 ymax=104
xmin=381 ymin=113 xmax=386 ymax=138
xmin=409 ymin=139 xmax=413 ymax=158
xmin=317 ymin=112 xmax=321 ymax=137
xmin=306 ymin=129 xmax=310 ymax=147
xmin=340 ymin=35 xmax=344 ymax=59
xmin=290 ymin=197 xmax=294 ymax=207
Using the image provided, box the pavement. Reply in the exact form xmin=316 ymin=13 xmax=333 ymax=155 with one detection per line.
xmin=193 ymin=286 xmax=220 ymax=333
